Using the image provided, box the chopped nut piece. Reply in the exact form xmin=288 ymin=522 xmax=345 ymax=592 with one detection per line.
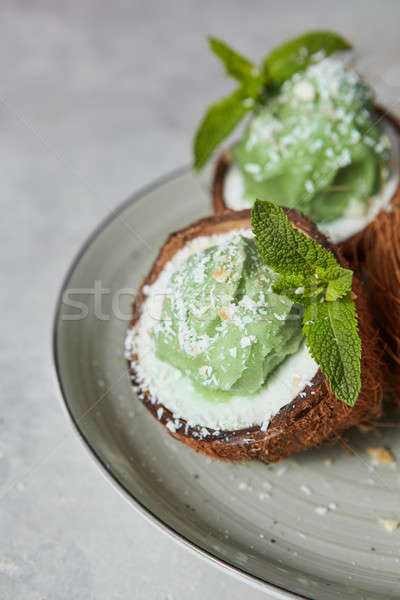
xmin=366 ymin=446 xmax=395 ymax=464
xmin=378 ymin=518 xmax=399 ymax=533
xmin=213 ymin=269 xmax=228 ymax=282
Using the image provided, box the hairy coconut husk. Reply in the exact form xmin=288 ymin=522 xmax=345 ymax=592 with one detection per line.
xmin=343 ymin=186 xmax=400 ymax=404
xmin=339 ymin=108 xmax=400 ymax=403
xmin=126 ymin=210 xmax=384 ymax=462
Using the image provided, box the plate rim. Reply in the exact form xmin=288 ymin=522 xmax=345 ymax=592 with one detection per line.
xmin=52 ymin=165 xmax=318 ymax=600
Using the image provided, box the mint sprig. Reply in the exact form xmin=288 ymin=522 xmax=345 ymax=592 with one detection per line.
xmin=251 ymin=199 xmax=353 ymax=303
xmin=193 ymin=30 xmax=351 ymax=170
xmin=251 ymin=199 xmax=361 ymax=406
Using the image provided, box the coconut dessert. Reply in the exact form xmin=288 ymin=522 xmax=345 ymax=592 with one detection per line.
xmin=125 ymin=204 xmax=383 ymax=462
xmin=193 ymin=32 xmax=400 ymax=249
xmin=215 ymin=60 xmax=400 ymax=246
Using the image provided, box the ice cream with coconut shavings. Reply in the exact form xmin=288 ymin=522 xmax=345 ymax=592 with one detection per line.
xmin=231 ymin=58 xmax=390 ymax=222
xmin=153 ymin=233 xmax=305 ymax=400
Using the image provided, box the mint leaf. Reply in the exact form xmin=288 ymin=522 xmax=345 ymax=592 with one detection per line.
xmin=194 ymin=81 xmax=261 ymax=170
xmin=251 ymin=200 xmax=352 ymax=286
xmin=272 ymin=273 xmax=323 ymax=304
xmin=263 ymin=30 xmax=351 ymax=88
xmin=324 ymin=266 xmax=353 ymax=301
xmin=209 ymin=37 xmax=258 ymax=82
xmin=303 ymin=296 xmax=361 ymax=406
xmin=273 ymin=268 xmax=351 ymax=304
xmin=251 ymin=199 xmax=360 ymax=405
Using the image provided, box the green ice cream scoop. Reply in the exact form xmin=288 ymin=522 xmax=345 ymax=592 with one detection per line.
xmin=153 ymin=234 xmax=304 ymax=397
xmin=233 ymin=58 xmax=390 ymax=222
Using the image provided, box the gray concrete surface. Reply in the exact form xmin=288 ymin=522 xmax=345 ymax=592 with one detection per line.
xmin=0 ymin=1 xmax=399 ymax=598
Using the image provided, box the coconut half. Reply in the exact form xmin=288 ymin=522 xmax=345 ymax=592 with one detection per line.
xmin=125 ymin=210 xmax=383 ymax=462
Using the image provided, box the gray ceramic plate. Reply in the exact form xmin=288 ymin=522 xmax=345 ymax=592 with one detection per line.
xmin=54 ymin=168 xmax=400 ymax=600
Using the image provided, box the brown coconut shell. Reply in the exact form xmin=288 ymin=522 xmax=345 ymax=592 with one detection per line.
xmin=338 ymin=109 xmax=400 ymax=403
xmin=346 ymin=186 xmax=400 ymax=404
xmin=127 ymin=209 xmax=383 ymax=463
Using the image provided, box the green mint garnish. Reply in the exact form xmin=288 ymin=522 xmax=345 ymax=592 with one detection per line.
xmin=251 ymin=199 xmax=353 ymax=303
xmin=263 ymin=30 xmax=351 ymax=90
xmin=193 ymin=30 xmax=351 ymax=170
xmin=302 ymin=297 xmax=361 ymax=406
xmin=208 ymin=36 xmax=259 ymax=82
xmin=193 ymin=79 xmax=262 ymax=171
xmin=251 ymin=199 xmax=361 ymax=406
